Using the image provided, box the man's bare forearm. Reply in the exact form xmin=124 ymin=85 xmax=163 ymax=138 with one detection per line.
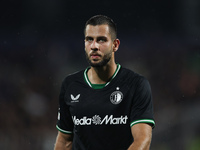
xmin=54 ymin=140 xmax=72 ymax=150
xmin=127 ymin=138 xmax=151 ymax=150
xmin=54 ymin=132 xmax=73 ymax=150
xmin=128 ymin=124 xmax=152 ymax=150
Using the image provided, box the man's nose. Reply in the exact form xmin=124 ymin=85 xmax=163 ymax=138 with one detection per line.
xmin=91 ymin=40 xmax=99 ymax=51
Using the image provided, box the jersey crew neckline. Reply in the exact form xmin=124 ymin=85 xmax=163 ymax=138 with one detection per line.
xmin=84 ymin=64 xmax=121 ymax=89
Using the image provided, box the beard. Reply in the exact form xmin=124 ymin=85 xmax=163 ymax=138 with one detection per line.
xmin=85 ymin=50 xmax=112 ymax=67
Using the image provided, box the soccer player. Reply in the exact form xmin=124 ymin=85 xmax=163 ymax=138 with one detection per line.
xmin=54 ymin=15 xmax=155 ymax=150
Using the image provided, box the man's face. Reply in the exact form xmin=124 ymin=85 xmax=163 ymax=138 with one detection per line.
xmin=84 ymin=24 xmax=114 ymax=67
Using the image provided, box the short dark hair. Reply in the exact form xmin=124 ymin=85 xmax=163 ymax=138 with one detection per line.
xmin=84 ymin=15 xmax=117 ymax=40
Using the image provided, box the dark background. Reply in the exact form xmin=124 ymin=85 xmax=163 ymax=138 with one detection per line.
xmin=0 ymin=0 xmax=200 ymax=149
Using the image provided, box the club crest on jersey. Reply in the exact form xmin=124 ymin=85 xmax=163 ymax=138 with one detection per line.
xmin=110 ymin=88 xmax=123 ymax=104
xmin=71 ymin=94 xmax=80 ymax=102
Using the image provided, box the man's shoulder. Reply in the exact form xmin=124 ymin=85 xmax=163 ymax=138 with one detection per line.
xmin=119 ymin=66 xmax=148 ymax=84
xmin=62 ymin=69 xmax=85 ymax=84
xmin=120 ymin=67 xmax=142 ymax=78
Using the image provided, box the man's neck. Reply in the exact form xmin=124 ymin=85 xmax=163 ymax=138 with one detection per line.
xmin=87 ymin=63 xmax=117 ymax=84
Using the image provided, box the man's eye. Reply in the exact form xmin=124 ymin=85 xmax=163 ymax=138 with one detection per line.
xmin=86 ymin=37 xmax=93 ymax=42
xmin=98 ymin=38 xmax=107 ymax=42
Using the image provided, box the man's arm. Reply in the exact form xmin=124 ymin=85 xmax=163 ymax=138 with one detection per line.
xmin=54 ymin=131 xmax=73 ymax=150
xmin=128 ymin=123 xmax=152 ymax=150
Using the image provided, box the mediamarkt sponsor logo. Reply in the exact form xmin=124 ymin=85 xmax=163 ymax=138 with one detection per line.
xmin=72 ymin=115 xmax=128 ymax=125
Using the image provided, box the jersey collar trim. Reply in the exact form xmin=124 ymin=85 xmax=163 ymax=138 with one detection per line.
xmin=84 ymin=64 xmax=121 ymax=88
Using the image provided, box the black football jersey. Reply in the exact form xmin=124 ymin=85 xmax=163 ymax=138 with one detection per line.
xmin=56 ymin=64 xmax=155 ymax=150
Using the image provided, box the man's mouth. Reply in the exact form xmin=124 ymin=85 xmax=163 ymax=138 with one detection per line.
xmin=90 ymin=53 xmax=101 ymax=59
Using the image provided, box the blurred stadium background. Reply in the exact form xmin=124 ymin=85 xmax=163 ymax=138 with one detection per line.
xmin=0 ymin=0 xmax=200 ymax=149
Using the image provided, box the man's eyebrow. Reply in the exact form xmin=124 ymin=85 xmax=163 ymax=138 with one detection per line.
xmin=97 ymin=36 xmax=107 ymax=39
xmin=85 ymin=36 xmax=93 ymax=39
xmin=85 ymin=36 xmax=107 ymax=39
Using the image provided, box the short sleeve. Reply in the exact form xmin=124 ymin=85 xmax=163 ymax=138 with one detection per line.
xmin=130 ymin=77 xmax=155 ymax=128
xmin=56 ymin=79 xmax=74 ymax=134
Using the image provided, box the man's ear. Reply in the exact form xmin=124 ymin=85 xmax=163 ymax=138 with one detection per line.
xmin=113 ymin=39 xmax=120 ymax=52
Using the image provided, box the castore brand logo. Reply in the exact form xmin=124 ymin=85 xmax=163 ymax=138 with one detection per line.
xmin=71 ymin=94 xmax=80 ymax=102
